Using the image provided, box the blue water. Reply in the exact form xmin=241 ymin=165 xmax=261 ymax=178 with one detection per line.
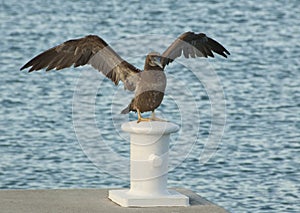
xmin=1 ymin=0 xmax=299 ymax=212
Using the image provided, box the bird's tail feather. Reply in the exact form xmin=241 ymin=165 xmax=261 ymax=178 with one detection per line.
xmin=121 ymin=99 xmax=135 ymax=114
xmin=121 ymin=106 xmax=130 ymax=114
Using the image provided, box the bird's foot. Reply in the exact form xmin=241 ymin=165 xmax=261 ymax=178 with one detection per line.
xmin=136 ymin=117 xmax=167 ymax=123
xmin=137 ymin=117 xmax=151 ymax=123
xmin=150 ymin=111 xmax=167 ymax=122
xmin=151 ymin=116 xmax=168 ymax=122
xmin=137 ymin=117 xmax=168 ymax=123
xmin=136 ymin=110 xmax=168 ymax=123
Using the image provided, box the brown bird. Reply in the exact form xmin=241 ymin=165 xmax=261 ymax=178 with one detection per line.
xmin=20 ymin=32 xmax=230 ymax=123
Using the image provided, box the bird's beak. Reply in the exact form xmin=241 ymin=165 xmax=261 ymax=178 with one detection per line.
xmin=153 ymin=56 xmax=163 ymax=69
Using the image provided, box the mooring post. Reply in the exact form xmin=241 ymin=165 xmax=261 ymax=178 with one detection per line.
xmin=109 ymin=121 xmax=189 ymax=207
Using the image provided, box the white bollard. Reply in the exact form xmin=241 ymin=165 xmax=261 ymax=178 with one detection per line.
xmin=108 ymin=121 xmax=189 ymax=207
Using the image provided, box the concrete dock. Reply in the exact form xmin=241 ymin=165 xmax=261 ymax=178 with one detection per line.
xmin=0 ymin=188 xmax=228 ymax=213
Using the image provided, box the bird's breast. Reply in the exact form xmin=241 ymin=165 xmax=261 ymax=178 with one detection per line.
xmin=135 ymin=70 xmax=166 ymax=96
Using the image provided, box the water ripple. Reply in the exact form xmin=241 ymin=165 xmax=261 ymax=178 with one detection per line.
xmin=1 ymin=0 xmax=299 ymax=212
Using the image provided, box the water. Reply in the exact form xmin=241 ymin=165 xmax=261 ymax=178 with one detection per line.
xmin=1 ymin=0 xmax=299 ymax=212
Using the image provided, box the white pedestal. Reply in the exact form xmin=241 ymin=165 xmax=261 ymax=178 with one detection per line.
xmin=109 ymin=121 xmax=189 ymax=207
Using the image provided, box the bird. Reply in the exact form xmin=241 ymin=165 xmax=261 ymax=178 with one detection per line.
xmin=20 ymin=31 xmax=230 ymax=123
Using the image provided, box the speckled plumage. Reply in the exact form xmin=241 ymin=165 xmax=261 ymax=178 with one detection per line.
xmin=122 ymin=58 xmax=166 ymax=113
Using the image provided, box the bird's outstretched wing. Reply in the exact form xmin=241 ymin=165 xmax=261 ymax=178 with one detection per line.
xmin=20 ymin=35 xmax=141 ymax=91
xmin=161 ymin=31 xmax=230 ymax=68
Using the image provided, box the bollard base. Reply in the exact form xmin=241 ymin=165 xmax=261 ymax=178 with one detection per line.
xmin=108 ymin=189 xmax=189 ymax=207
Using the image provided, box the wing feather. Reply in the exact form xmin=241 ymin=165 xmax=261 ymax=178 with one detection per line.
xmin=21 ymin=35 xmax=141 ymax=91
xmin=161 ymin=31 xmax=230 ymax=67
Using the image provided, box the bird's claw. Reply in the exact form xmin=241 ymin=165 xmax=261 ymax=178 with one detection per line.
xmin=137 ymin=110 xmax=167 ymax=123
xmin=151 ymin=116 xmax=167 ymax=122
xmin=137 ymin=116 xmax=167 ymax=123
xmin=137 ymin=117 xmax=151 ymax=123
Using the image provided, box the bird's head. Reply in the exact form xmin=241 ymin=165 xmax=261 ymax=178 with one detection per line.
xmin=145 ymin=52 xmax=163 ymax=70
